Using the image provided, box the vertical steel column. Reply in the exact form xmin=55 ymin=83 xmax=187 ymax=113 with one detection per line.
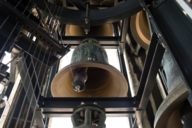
xmin=113 ymin=22 xmax=128 ymax=80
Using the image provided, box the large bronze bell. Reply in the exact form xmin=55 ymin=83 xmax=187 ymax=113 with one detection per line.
xmin=51 ymin=39 xmax=128 ymax=97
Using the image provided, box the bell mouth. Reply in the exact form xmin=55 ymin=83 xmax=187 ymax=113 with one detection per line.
xmin=51 ymin=62 xmax=128 ymax=97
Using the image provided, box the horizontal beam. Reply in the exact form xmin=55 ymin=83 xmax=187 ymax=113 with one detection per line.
xmin=40 ymin=97 xmax=138 ymax=108
xmin=39 ymin=97 xmax=138 ymax=115
xmin=60 ymin=41 xmax=119 ymax=48
xmin=60 ymin=36 xmax=121 ymax=41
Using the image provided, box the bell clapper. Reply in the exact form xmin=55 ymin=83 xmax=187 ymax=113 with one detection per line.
xmin=73 ymin=67 xmax=88 ymax=92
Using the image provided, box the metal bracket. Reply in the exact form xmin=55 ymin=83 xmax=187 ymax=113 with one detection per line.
xmin=72 ymin=104 xmax=106 ymax=128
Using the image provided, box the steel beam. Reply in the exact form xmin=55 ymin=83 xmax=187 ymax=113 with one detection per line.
xmin=40 ymin=97 xmax=137 ymax=108
xmin=139 ymin=43 xmax=165 ymax=109
xmin=39 ymin=97 xmax=138 ymax=115
xmin=60 ymin=41 xmax=119 ymax=49
xmin=60 ymin=36 xmax=121 ymax=41
xmin=136 ymin=33 xmax=159 ymax=101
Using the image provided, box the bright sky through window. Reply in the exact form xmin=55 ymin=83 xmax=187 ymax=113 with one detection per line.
xmin=48 ymin=116 xmax=130 ymax=128
xmin=1 ymin=51 xmax=11 ymax=73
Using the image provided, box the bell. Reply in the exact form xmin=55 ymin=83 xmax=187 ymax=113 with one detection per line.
xmin=65 ymin=23 xmax=113 ymax=36
xmin=154 ymin=84 xmax=189 ymax=128
xmin=130 ymin=11 xmax=151 ymax=49
xmin=51 ymin=39 xmax=128 ymax=97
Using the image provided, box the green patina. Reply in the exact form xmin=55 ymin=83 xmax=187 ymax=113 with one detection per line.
xmin=71 ymin=39 xmax=108 ymax=64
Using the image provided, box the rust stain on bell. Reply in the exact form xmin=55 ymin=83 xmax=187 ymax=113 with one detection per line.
xmin=51 ymin=39 xmax=128 ymax=97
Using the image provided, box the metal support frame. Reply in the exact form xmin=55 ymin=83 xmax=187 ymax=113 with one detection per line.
xmin=27 ymin=11 xmax=168 ymax=119
xmin=61 ymin=42 xmax=119 ymax=49
xmin=138 ymin=43 xmax=165 ymax=109
xmin=134 ymin=32 xmax=165 ymax=109
xmin=136 ymin=34 xmax=159 ymax=101
xmin=0 ymin=1 xmax=70 ymax=68
xmin=0 ymin=1 xmax=65 ymax=52
xmin=60 ymin=36 xmax=121 ymax=41
xmin=113 ymin=21 xmax=129 ymax=81
xmin=39 ymin=33 xmax=165 ymax=116
xmin=58 ymin=24 xmax=121 ymax=48
xmin=39 ymin=97 xmax=137 ymax=116
xmin=0 ymin=1 xmax=170 ymax=127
